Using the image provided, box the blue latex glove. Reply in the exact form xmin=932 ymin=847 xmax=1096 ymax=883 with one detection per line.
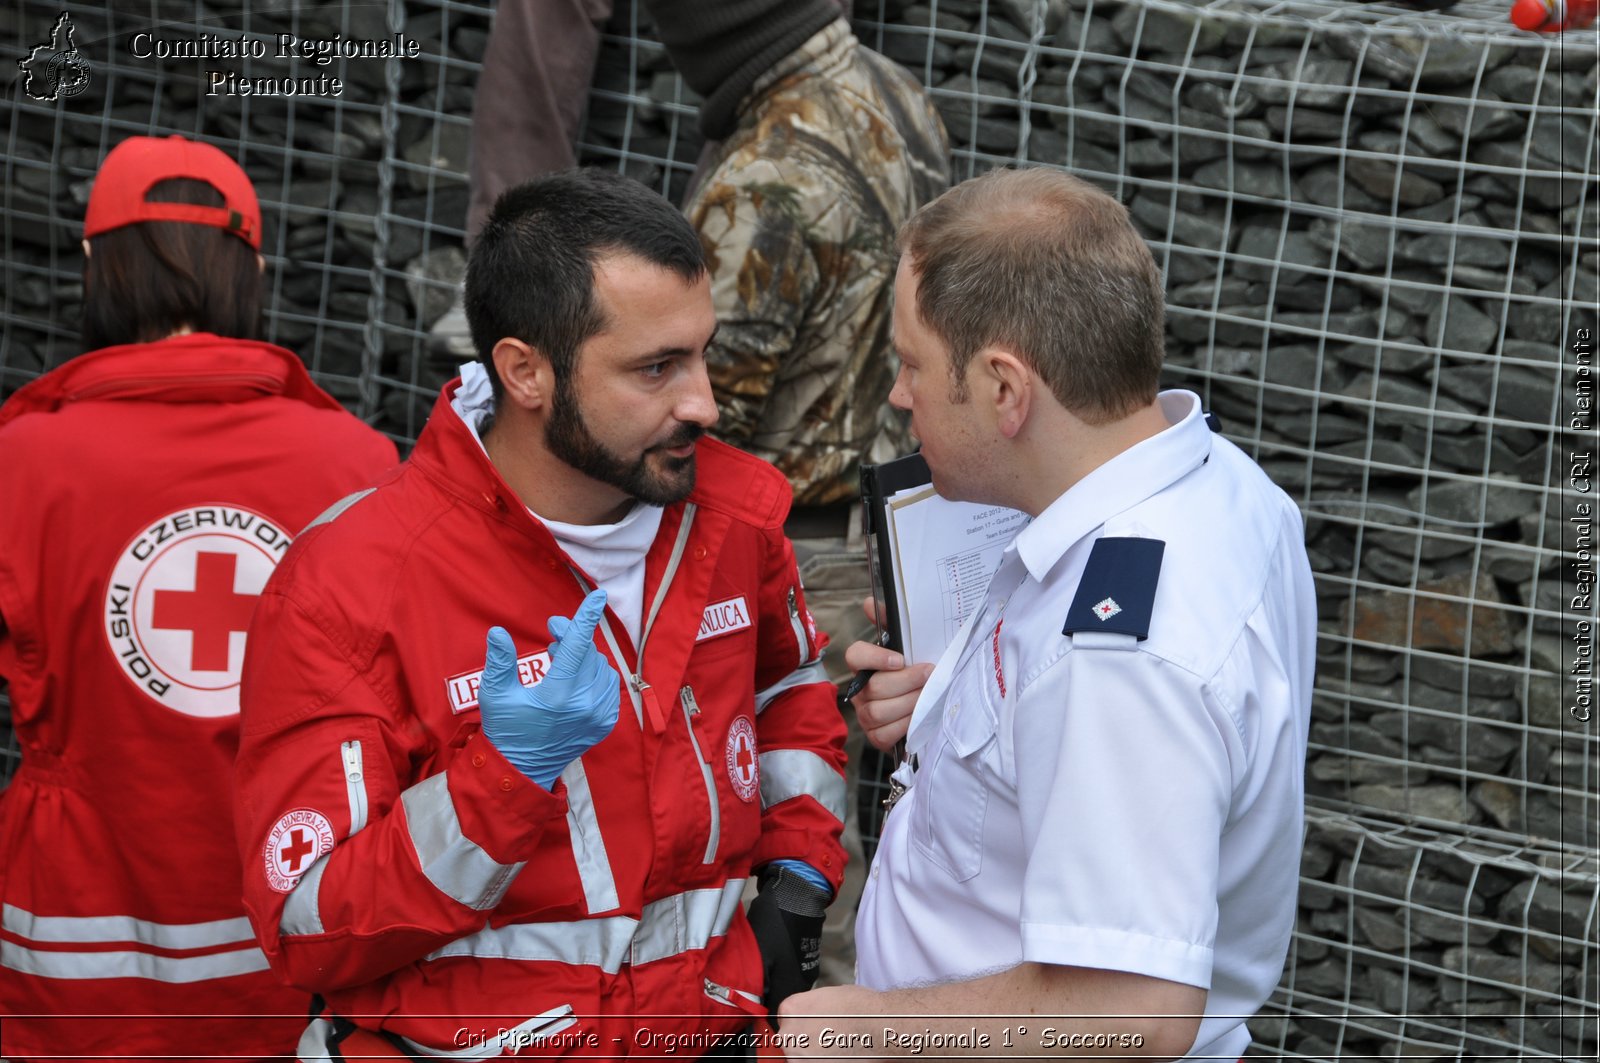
xmin=479 ymin=589 xmax=621 ymax=790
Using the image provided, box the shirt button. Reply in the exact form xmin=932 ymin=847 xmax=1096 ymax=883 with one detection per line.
xmin=822 ymin=855 xmax=833 ymax=868
xmin=472 ymin=753 xmax=487 ymax=768
xmin=693 ymin=545 xmax=708 ymax=561
xmin=545 ymin=558 xmax=560 ymax=570
xmin=871 ymin=864 xmax=880 ymax=880
xmin=499 ymin=776 xmax=515 ymax=791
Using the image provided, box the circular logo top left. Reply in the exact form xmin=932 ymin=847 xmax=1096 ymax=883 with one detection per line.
xmin=104 ymin=504 xmax=292 ymax=718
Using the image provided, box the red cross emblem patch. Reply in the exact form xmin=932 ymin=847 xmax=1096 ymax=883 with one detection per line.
xmin=104 ymin=504 xmax=290 ymax=718
xmin=1093 ymin=597 xmax=1123 ymax=621
xmin=725 ymin=716 xmax=759 ymax=802
xmin=264 ymin=808 xmax=336 ymax=893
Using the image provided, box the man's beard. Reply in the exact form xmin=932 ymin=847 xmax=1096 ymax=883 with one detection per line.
xmin=545 ymin=379 xmax=703 ymax=506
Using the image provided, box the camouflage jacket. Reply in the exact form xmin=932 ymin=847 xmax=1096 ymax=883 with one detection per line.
xmin=687 ymin=19 xmax=950 ymax=506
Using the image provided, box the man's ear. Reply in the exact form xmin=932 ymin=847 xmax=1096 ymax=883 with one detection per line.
xmin=980 ymin=347 xmax=1033 ymax=439
xmin=491 ymin=338 xmax=552 ymax=412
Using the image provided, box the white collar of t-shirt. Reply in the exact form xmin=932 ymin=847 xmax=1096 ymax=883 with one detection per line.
xmin=451 ymin=362 xmax=663 ymax=648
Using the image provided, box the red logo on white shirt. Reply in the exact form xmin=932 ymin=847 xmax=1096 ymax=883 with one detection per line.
xmin=264 ymin=808 xmax=335 ymax=893
xmin=444 ymin=650 xmax=552 ymax=714
xmin=725 ymin=716 xmax=758 ymax=802
xmin=697 ymin=596 xmax=751 ymax=643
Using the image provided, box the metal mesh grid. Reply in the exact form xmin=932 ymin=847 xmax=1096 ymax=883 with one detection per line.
xmin=2 ymin=0 xmax=1597 ymax=1055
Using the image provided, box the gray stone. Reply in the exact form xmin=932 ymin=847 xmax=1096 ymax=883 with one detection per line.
xmin=1409 ymin=656 xmax=1520 ymax=699
xmin=1527 ymin=111 xmax=1593 ymax=168
xmin=1311 ymin=721 xmax=1406 ymax=759
xmin=1484 ymin=64 xmax=1543 ymax=106
xmin=951 ymin=42 xmax=1027 ymax=85
xmin=1441 ymin=946 xmax=1570 ymax=998
xmin=402 ymin=122 xmax=471 ymax=187
xmin=404 ymin=245 xmax=466 ymax=331
xmin=1403 ymin=111 xmax=1463 ymax=159
xmin=1400 ymin=193 xmax=1484 ymax=227
xmin=1345 ymin=156 xmax=1446 ymax=209
xmin=1127 ymin=193 xmax=1231 ymax=251
xmin=1233 ymin=225 xmax=1330 ymax=282
xmin=1193 ymin=158 xmax=1296 ymax=202
xmin=1296 ymin=164 xmax=1388 ymax=214
xmin=1446 ymin=265 xmax=1536 ymax=297
xmin=1433 ymin=364 xmax=1560 ymax=426
xmin=1306 ymin=216 xmax=1394 ymax=272
xmin=1350 ymin=784 xmax=1478 ymax=825
xmin=1427 ymin=93 xmax=1522 ymax=142
xmin=1407 ymin=475 xmax=1533 ymax=530
xmin=1252 ymin=58 xmax=1355 ymax=109
xmin=1309 ymin=752 xmax=1415 ymax=787
xmin=1265 ymin=104 xmax=1350 ymax=141
xmin=1112 ymin=3 xmax=1229 ymax=56
xmin=903 ymin=3 xmax=970 ymax=32
xmin=1356 ymin=907 xmax=1428 ymax=951
xmin=933 ymin=73 xmax=1017 ymax=128
xmin=1403 ymin=232 xmax=1512 ymax=272
xmin=1340 ymin=859 xmax=1486 ymax=915
xmin=1184 ymin=80 xmax=1261 ymax=120
xmin=1426 ymin=296 xmax=1501 ymax=355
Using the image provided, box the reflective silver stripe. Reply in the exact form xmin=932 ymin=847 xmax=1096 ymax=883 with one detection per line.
xmin=301 ymin=488 xmax=375 ymax=533
xmin=402 ymin=773 xmax=525 ymax=910
xmin=401 ymin=1006 xmax=577 ymax=1059
xmin=279 ymin=852 xmax=330 ymax=936
xmin=680 ymin=686 xmax=720 ymax=864
xmin=758 ymin=749 xmax=846 ymax=822
xmin=754 ymin=660 xmax=831 ymax=716
xmin=560 ymin=759 xmax=619 ymax=914
xmin=341 ymin=739 xmax=368 ymax=836
xmin=2 ymin=904 xmax=254 ymax=949
xmin=0 ymin=939 xmax=270 ymax=982
xmin=425 ymin=878 xmax=748 ymax=975
xmin=297 ymin=1017 xmax=337 ymax=1063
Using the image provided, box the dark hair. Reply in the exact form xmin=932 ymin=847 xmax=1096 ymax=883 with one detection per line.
xmin=81 ymin=178 xmax=262 ymax=351
xmin=464 ymin=168 xmax=706 ymax=400
xmin=898 ymin=167 xmax=1164 ymax=422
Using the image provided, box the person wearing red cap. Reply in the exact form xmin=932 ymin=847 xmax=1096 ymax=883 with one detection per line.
xmin=0 ymin=134 xmax=398 ymax=1061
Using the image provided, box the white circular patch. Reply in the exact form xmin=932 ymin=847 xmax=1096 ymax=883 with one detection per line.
xmin=724 ymin=716 xmax=759 ymax=803
xmin=264 ymin=808 xmax=336 ymax=894
xmin=104 ymin=504 xmax=290 ymax=718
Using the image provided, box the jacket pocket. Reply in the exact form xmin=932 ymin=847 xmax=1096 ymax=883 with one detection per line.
xmin=912 ymin=667 xmax=997 ymax=883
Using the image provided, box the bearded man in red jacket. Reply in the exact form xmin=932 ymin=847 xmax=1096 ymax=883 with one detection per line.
xmin=234 ymin=168 xmax=847 ymax=1058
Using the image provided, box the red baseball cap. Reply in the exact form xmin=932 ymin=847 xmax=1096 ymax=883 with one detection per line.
xmin=83 ymin=135 xmax=261 ymax=249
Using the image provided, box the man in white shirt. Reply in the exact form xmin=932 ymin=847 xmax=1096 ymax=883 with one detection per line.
xmin=777 ymin=167 xmax=1316 ymax=1061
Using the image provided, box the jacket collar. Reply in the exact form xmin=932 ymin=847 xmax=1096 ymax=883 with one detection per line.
xmin=1013 ymin=390 xmax=1213 ymax=583
xmin=413 ymin=376 xmax=791 ymax=531
xmin=0 ymin=333 xmax=344 ymax=429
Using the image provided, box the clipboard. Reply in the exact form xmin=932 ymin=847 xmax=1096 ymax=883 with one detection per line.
xmin=858 ymin=451 xmax=933 ymax=655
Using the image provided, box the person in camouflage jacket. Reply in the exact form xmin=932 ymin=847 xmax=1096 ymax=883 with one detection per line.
xmin=650 ymin=0 xmax=951 ymax=506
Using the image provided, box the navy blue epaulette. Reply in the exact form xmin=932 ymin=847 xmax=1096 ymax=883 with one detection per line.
xmin=1204 ymin=410 xmax=1222 ymax=433
xmin=1062 ymin=537 xmax=1166 ymax=641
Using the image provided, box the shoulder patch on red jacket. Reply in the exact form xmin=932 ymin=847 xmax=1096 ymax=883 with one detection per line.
xmin=688 ymin=439 xmax=791 ymax=530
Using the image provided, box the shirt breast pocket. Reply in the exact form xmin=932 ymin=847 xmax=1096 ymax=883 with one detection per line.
xmin=912 ymin=666 xmax=998 ymax=883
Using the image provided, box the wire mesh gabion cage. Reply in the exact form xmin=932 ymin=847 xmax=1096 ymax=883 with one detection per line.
xmin=3 ymin=0 xmax=1597 ymax=1057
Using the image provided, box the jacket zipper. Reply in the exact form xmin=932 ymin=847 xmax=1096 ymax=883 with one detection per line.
xmin=679 ymin=686 xmax=720 ymax=865
xmin=572 ymin=504 xmax=697 ymax=735
xmin=703 ymin=978 xmax=765 ymax=1016
xmin=340 ymin=740 xmax=368 ymax=836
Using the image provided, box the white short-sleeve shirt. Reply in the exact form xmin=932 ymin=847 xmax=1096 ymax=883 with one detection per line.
xmin=856 ymin=390 xmax=1317 ymax=1062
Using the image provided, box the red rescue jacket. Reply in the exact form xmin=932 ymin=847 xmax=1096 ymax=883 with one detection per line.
xmin=0 ymin=334 xmax=398 ymax=1062
xmin=235 ymin=381 xmax=847 ymax=1057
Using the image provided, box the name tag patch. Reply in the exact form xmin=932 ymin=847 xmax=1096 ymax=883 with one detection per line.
xmin=445 ymin=650 xmax=552 ymax=714
xmin=697 ymin=596 xmax=751 ymax=643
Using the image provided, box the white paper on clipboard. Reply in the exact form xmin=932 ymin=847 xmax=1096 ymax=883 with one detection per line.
xmin=881 ymin=486 xmax=1029 ymax=665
